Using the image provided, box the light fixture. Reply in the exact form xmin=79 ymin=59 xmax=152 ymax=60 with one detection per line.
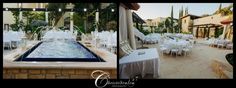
xmin=84 ymin=8 xmax=87 ymax=12
xmin=111 ymin=9 xmax=114 ymax=12
xmin=5 ymin=7 xmax=8 ymax=11
xmin=58 ymin=8 xmax=61 ymax=12
xmin=33 ymin=8 xmax=36 ymax=11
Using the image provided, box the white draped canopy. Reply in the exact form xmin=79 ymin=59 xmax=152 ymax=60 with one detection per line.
xmin=119 ymin=5 xmax=137 ymax=56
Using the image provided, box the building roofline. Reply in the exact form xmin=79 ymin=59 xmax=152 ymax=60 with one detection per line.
xmin=120 ymin=3 xmax=140 ymax=11
xmin=132 ymin=12 xmax=146 ymax=24
xmin=180 ymin=14 xmax=201 ymax=19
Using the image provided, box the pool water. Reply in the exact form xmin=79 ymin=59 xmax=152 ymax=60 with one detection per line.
xmin=15 ymin=40 xmax=104 ymax=62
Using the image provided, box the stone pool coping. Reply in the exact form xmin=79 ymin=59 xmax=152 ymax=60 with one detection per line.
xmin=3 ymin=41 xmax=117 ymax=69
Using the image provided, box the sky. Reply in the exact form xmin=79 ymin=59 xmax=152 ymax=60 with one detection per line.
xmin=134 ymin=3 xmax=233 ymax=20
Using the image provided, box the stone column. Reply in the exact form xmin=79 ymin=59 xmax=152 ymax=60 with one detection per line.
xmin=95 ymin=11 xmax=99 ymax=32
xmin=70 ymin=12 xmax=74 ymax=32
xmin=207 ymin=27 xmax=210 ymax=38
xmin=196 ymin=27 xmax=199 ymax=38
xmin=19 ymin=11 xmax=22 ymax=31
xmin=222 ymin=25 xmax=227 ymax=39
xmin=19 ymin=11 xmax=22 ymax=21
xmin=45 ymin=11 xmax=48 ymax=24
xmin=126 ymin=10 xmax=136 ymax=50
xmin=226 ymin=25 xmax=231 ymax=39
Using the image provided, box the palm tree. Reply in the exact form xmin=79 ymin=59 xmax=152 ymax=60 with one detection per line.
xmin=214 ymin=4 xmax=233 ymax=16
xmin=220 ymin=8 xmax=233 ymax=16
xmin=73 ymin=3 xmax=102 ymax=33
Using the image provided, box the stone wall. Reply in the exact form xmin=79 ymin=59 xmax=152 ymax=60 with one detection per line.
xmin=3 ymin=68 xmax=117 ymax=79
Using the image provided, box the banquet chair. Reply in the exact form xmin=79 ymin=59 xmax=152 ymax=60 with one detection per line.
xmin=186 ymin=43 xmax=193 ymax=52
xmin=171 ymin=45 xmax=178 ymax=57
xmin=11 ymin=38 xmax=22 ymax=48
xmin=160 ymin=46 xmax=167 ymax=56
xmin=183 ymin=46 xmax=190 ymax=57
xmin=206 ymin=38 xmax=213 ymax=46
xmin=211 ymin=40 xmax=218 ymax=47
xmin=226 ymin=43 xmax=233 ymax=50
xmin=217 ymin=43 xmax=224 ymax=48
xmin=217 ymin=41 xmax=225 ymax=49
xmin=120 ymin=40 xmax=134 ymax=55
xmin=3 ymin=38 xmax=12 ymax=50
xmin=177 ymin=46 xmax=183 ymax=56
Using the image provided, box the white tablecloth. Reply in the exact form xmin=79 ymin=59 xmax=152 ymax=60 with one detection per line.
xmin=164 ymin=33 xmax=193 ymax=40
xmin=144 ymin=33 xmax=160 ymax=43
xmin=119 ymin=48 xmax=160 ymax=78
xmin=163 ymin=39 xmax=190 ymax=49
xmin=97 ymin=31 xmax=117 ymax=48
xmin=3 ymin=31 xmax=24 ymax=43
xmin=133 ymin=28 xmax=159 ymax=44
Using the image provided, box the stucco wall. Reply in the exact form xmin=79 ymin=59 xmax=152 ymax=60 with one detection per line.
xmin=194 ymin=14 xmax=228 ymax=25
xmin=181 ymin=16 xmax=191 ymax=32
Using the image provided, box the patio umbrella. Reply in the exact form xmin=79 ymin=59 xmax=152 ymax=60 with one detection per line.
xmin=220 ymin=18 xmax=232 ymax=24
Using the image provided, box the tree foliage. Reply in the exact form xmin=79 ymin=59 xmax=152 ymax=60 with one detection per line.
xmin=214 ymin=4 xmax=233 ymax=16
xmin=47 ymin=3 xmax=67 ymax=26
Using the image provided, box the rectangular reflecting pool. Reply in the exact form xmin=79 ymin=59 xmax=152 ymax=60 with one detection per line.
xmin=15 ymin=40 xmax=105 ymax=62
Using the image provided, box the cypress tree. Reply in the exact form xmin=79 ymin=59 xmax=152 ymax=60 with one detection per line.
xmin=171 ymin=5 xmax=174 ymax=33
